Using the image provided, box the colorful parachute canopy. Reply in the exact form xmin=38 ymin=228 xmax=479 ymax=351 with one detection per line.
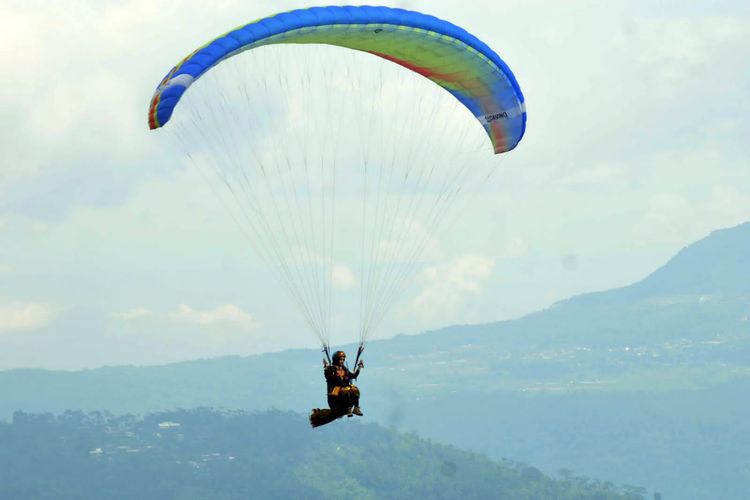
xmin=148 ymin=5 xmax=526 ymax=153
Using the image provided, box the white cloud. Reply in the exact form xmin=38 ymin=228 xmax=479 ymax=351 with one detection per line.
xmin=0 ymin=264 xmax=12 ymax=274
xmin=169 ymin=304 xmax=259 ymax=331
xmin=635 ymin=193 xmax=693 ymax=245
xmin=1 ymin=4 xmax=148 ymax=186
xmin=111 ymin=307 xmax=152 ymax=321
xmin=375 ymin=217 xmax=441 ymax=263
xmin=556 ymin=163 xmax=626 ymax=186
xmin=504 ymin=237 xmax=530 ymax=258
xmin=561 ymin=253 xmax=580 ymax=272
xmin=634 ymin=186 xmax=750 ymax=247
xmin=412 ymin=254 xmax=494 ymax=321
xmin=626 ymin=17 xmax=747 ymax=93
xmin=0 ymin=299 xmax=55 ymax=333
xmin=706 ymin=186 xmax=750 ymax=228
xmin=331 ymin=264 xmax=357 ymax=290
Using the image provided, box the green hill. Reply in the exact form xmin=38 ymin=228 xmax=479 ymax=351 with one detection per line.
xmin=0 ymin=409 xmax=642 ymax=500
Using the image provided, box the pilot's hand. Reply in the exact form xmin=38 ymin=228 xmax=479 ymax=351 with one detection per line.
xmin=358 ymin=360 xmax=364 ymax=369
xmin=323 ymin=359 xmax=328 ymax=368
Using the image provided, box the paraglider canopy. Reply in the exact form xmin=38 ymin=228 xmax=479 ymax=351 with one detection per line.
xmin=148 ymin=5 xmax=526 ymax=153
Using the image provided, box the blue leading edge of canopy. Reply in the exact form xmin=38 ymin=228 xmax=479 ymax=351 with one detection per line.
xmin=152 ymin=5 xmax=526 ymax=147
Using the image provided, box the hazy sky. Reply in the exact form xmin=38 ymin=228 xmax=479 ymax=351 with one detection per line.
xmin=1 ymin=0 xmax=748 ymax=370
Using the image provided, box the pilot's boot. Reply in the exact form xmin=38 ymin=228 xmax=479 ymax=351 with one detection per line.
xmin=352 ymin=407 xmax=363 ymax=416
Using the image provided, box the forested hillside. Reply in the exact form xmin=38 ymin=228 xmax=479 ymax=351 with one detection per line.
xmin=0 ymin=409 xmax=644 ymax=500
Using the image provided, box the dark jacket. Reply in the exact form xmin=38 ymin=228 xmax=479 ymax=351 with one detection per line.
xmin=325 ymin=364 xmax=360 ymax=394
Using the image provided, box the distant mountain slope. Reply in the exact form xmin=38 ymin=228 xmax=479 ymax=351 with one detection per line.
xmin=2 ymin=222 xmax=749 ymax=415
xmin=468 ymin=221 xmax=750 ymax=348
xmin=0 ymin=409 xmax=643 ymax=500
xmin=572 ymin=221 xmax=750 ymax=303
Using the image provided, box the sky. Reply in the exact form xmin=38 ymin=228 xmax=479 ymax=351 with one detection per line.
xmin=1 ymin=0 xmax=748 ymax=370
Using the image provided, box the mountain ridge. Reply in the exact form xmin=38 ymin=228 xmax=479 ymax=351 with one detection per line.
xmin=557 ymin=221 xmax=750 ymax=307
